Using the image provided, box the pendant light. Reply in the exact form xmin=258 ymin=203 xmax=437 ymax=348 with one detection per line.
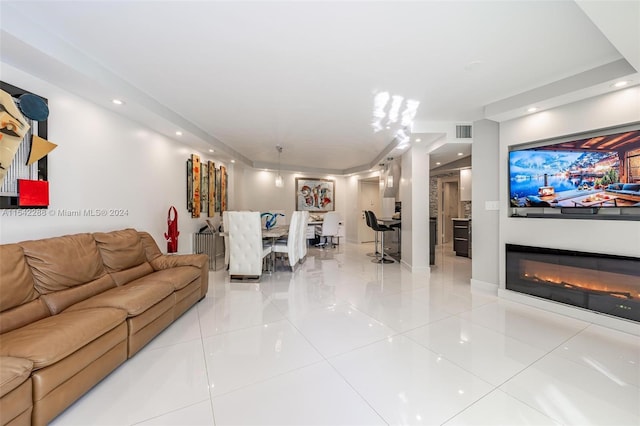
xmin=275 ymin=145 xmax=284 ymax=187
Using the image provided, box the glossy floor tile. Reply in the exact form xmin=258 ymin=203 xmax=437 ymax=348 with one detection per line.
xmin=500 ymin=353 xmax=640 ymax=425
xmin=329 ymin=335 xmax=494 ymax=425
xmin=405 ymin=315 xmax=547 ymax=385
xmin=211 ymin=362 xmax=386 ymax=425
xmin=52 ymin=242 xmax=640 ymax=426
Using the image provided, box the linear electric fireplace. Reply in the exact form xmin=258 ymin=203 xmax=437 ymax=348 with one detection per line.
xmin=506 ymin=244 xmax=640 ymax=322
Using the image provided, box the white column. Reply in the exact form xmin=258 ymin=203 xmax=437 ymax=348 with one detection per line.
xmin=400 ymin=142 xmax=430 ymax=271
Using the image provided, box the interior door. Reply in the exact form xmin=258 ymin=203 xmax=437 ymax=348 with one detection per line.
xmin=358 ymin=180 xmax=378 ymax=242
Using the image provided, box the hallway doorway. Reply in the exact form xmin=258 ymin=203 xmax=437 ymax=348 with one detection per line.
xmin=439 ymin=178 xmax=460 ymax=244
xmin=358 ymin=178 xmax=379 ymax=243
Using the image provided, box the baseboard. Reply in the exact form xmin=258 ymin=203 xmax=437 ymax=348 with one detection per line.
xmin=400 ymin=259 xmax=430 ymax=273
xmin=470 ymin=279 xmax=498 ymax=295
xmin=499 ymin=288 xmax=640 ymax=337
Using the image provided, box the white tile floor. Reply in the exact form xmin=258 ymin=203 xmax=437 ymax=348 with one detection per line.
xmin=51 ymin=242 xmax=640 ymax=426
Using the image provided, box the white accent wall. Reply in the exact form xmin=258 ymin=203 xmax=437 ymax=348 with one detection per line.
xmin=234 ymin=167 xmax=348 ymax=234
xmin=0 ymin=63 xmax=227 ymax=251
xmin=498 ymin=86 xmax=640 ymax=285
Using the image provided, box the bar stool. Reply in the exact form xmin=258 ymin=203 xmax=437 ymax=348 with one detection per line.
xmin=364 ymin=210 xmax=381 ymax=258
xmin=365 ymin=210 xmax=394 ymax=263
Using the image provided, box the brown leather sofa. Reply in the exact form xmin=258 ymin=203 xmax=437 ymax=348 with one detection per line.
xmin=0 ymin=229 xmax=208 ymax=426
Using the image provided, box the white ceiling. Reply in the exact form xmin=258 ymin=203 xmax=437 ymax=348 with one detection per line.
xmin=1 ymin=1 xmax=638 ymax=173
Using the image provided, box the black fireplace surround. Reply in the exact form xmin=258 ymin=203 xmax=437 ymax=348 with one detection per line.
xmin=506 ymin=244 xmax=640 ymax=322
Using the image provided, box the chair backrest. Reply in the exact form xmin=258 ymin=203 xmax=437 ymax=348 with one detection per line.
xmin=364 ymin=210 xmax=373 ymax=229
xmin=227 ymin=211 xmax=264 ymax=276
xmin=321 ymin=211 xmax=341 ymax=236
xmin=367 ymin=210 xmax=385 ymax=232
xmin=297 ymin=211 xmax=309 ymax=260
xmin=222 ymin=210 xmax=230 ymax=266
xmin=286 ymin=211 xmax=300 ymax=265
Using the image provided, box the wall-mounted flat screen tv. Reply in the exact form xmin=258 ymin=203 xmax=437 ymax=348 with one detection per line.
xmin=509 ymin=128 xmax=640 ymax=209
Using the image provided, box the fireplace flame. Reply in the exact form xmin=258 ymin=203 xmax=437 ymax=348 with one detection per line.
xmin=521 ymin=260 xmax=639 ymax=300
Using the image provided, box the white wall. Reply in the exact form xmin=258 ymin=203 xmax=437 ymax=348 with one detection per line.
xmin=400 ymin=142 xmax=430 ymax=271
xmin=471 ymin=119 xmax=500 ymax=291
xmin=235 ymin=168 xmax=348 ymax=230
xmin=498 ymin=86 xmax=640 ymax=289
xmin=0 ymin=63 xmax=229 ymax=252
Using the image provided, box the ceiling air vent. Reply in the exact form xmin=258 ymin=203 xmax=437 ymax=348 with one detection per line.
xmin=456 ymin=124 xmax=472 ymax=139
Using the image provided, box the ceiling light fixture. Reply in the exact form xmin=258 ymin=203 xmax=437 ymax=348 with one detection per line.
xmin=436 ymin=162 xmax=441 ymax=165
xmin=527 ymin=107 xmax=538 ymax=113
xmin=387 ymin=95 xmax=404 ymax=124
xmin=415 ymin=138 xmax=421 ymax=142
xmin=230 ymin=159 xmax=236 ymax=163
xmin=111 ymin=99 xmax=124 ymax=105
xmin=371 ymin=91 xmax=420 ymax=133
xmin=275 ymin=145 xmax=284 ymax=188
xmin=400 ymin=99 xmax=420 ymax=127
xmin=208 ymin=149 xmax=214 ymax=153
xmin=457 ymin=152 xmax=463 ymax=156
xmin=176 ymin=131 xmax=183 ymax=136
xmin=612 ymin=81 xmax=629 ymax=88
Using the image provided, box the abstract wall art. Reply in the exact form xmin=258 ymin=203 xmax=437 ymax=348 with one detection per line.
xmin=295 ymin=178 xmax=334 ymax=212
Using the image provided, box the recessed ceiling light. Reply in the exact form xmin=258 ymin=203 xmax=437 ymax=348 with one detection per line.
xmin=231 ymin=159 xmax=236 ymax=163
xmin=111 ymin=99 xmax=124 ymax=105
xmin=457 ymin=152 xmax=463 ymax=156
xmin=385 ymin=126 xmax=391 ymax=130
xmin=436 ymin=162 xmax=441 ymax=165
xmin=175 ymin=131 xmax=183 ymax=136
xmin=527 ymin=107 xmax=538 ymax=113
xmin=612 ymin=80 xmax=629 ymax=88
xmin=415 ymin=138 xmax=421 ymax=142
xmin=208 ymin=149 xmax=214 ymax=153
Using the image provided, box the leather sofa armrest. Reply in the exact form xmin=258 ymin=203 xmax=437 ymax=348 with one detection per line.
xmin=0 ymin=357 xmax=33 ymax=398
xmin=150 ymin=254 xmax=207 ymax=271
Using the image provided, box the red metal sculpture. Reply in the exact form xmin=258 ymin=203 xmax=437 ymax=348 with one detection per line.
xmin=164 ymin=206 xmax=179 ymax=253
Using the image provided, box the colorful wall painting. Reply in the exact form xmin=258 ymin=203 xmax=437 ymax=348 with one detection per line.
xmin=191 ymin=154 xmax=201 ymax=218
xmin=208 ymin=161 xmax=215 ymax=216
xmin=220 ymin=165 xmax=227 ymax=212
xmin=295 ymin=178 xmax=335 ymax=212
xmin=201 ymin=162 xmax=208 ymax=215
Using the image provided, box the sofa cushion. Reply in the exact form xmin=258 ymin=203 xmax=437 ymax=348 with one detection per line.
xmin=65 ymin=279 xmax=175 ymax=317
xmin=93 ymin=228 xmax=146 ymax=273
xmin=138 ymin=231 xmax=163 ymax=262
xmin=621 ymin=183 xmax=640 ymax=192
xmin=146 ymin=266 xmax=201 ymax=291
xmin=607 ymin=183 xmax=623 ymax=190
xmin=0 ymin=244 xmax=38 ymax=313
xmin=19 ymin=233 xmax=106 ymax=294
xmin=0 ymin=308 xmax=127 ymax=369
xmin=150 ymin=253 xmax=208 ymax=271
xmin=0 ymin=356 xmax=33 ymax=398
xmin=0 ymin=299 xmax=51 ymax=336
xmin=39 ymin=275 xmax=116 ymax=315
xmin=109 ymin=262 xmax=154 ymax=287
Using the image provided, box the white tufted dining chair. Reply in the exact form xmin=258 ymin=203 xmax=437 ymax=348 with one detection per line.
xmin=227 ymin=211 xmax=272 ymax=280
xmin=272 ymin=211 xmax=300 ymax=271
xmin=297 ymin=211 xmax=309 ymax=263
xmin=222 ymin=210 xmax=230 ymax=269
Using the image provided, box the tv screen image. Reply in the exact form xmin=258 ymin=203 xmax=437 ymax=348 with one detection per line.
xmin=509 ymin=129 xmax=640 ymax=209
